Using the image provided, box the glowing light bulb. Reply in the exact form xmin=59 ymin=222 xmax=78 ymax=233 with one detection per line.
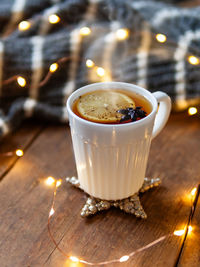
xmin=69 ymin=256 xmax=79 ymax=262
xmin=18 ymin=20 xmax=31 ymax=31
xmin=156 ymin=33 xmax=167 ymax=43
xmin=96 ymin=67 xmax=105 ymax=77
xmin=188 ymin=107 xmax=197 ymax=116
xmin=49 ymin=63 xmax=58 ymax=72
xmin=48 ymin=14 xmax=60 ymax=24
xmin=16 ymin=149 xmax=24 ymax=157
xmin=56 ymin=179 xmax=62 ymax=187
xmin=79 ymin=27 xmax=91 ymax=36
xmin=45 ymin=176 xmax=55 ymax=186
xmin=188 ymin=55 xmax=199 ymax=65
xmin=173 ymin=229 xmax=185 ymax=236
xmin=188 ymin=225 xmax=193 ymax=234
xmin=49 ymin=208 xmax=55 ymax=217
xmin=191 ymin=187 xmax=197 ymax=196
xmin=119 ymin=255 xmax=130 ymax=262
xmin=86 ymin=59 xmax=94 ymax=68
xmin=116 ymin=28 xmax=129 ymax=40
xmin=17 ymin=76 xmax=26 ymax=87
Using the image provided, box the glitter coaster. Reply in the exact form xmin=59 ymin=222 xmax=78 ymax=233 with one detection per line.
xmin=66 ymin=177 xmax=161 ymax=219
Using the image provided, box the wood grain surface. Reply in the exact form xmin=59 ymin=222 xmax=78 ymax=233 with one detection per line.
xmin=0 ymin=120 xmax=43 ymax=179
xmin=0 ymin=112 xmax=199 ymax=267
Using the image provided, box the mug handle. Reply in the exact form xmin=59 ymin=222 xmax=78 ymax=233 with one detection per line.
xmin=152 ymin=91 xmax=171 ymax=139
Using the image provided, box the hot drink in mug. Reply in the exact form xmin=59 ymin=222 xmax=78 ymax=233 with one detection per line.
xmin=67 ymin=82 xmax=171 ymax=200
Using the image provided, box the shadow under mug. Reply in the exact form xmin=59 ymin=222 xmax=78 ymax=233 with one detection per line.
xmin=67 ymin=82 xmax=171 ymax=200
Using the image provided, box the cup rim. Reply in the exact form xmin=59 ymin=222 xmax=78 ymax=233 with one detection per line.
xmin=67 ymin=82 xmax=158 ymax=128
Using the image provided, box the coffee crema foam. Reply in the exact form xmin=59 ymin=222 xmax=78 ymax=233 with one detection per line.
xmin=73 ymin=89 xmax=152 ymax=124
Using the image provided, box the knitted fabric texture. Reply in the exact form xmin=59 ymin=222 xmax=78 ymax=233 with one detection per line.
xmin=0 ymin=0 xmax=200 ymax=139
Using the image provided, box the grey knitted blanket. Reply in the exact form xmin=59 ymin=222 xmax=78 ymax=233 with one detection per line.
xmin=0 ymin=0 xmax=200 ymax=139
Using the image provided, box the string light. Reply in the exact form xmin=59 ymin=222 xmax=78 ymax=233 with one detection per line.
xmin=69 ymin=256 xmax=80 ymax=263
xmin=49 ymin=63 xmax=59 ymax=73
xmin=79 ymin=27 xmax=91 ymax=36
xmin=3 ymin=56 xmax=70 ymax=89
xmin=56 ymin=179 xmax=62 ymax=188
xmin=119 ymin=255 xmax=130 ymax=262
xmin=156 ymin=33 xmax=167 ymax=43
xmin=47 ymin=179 xmax=199 ymax=266
xmin=17 ymin=76 xmax=26 ymax=87
xmin=188 ymin=107 xmax=197 ymax=116
xmin=116 ymin=28 xmax=129 ymax=40
xmin=86 ymin=59 xmax=94 ymax=68
xmin=15 ymin=149 xmax=24 ymax=157
xmin=0 ymin=149 xmax=23 ymax=157
xmin=173 ymin=229 xmax=185 ymax=236
xmin=45 ymin=176 xmax=55 ymax=186
xmin=96 ymin=67 xmax=105 ymax=77
xmin=18 ymin=21 xmax=31 ymax=31
xmin=39 ymin=56 xmax=70 ymax=87
xmin=48 ymin=14 xmax=60 ymax=24
xmin=188 ymin=225 xmax=193 ymax=234
xmin=49 ymin=207 xmax=55 ymax=217
xmin=191 ymin=187 xmax=197 ymax=196
xmin=188 ymin=55 xmax=199 ymax=65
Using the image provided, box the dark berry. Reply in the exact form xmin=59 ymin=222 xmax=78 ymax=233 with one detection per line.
xmin=117 ymin=106 xmax=147 ymax=123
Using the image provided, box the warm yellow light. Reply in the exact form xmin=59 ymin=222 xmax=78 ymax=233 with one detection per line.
xmin=188 ymin=107 xmax=197 ymax=116
xmin=191 ymin=187 xmax=197 ymax=196
xmin=96 ymin=67 xmax=105 ymax=77
xmin=116 ymin=28 xmax=129 ymax=40
xmin=18 ymin=20 xmax=31 ymax=31
xmin=48 ymin=14 xmax=60 ymax=24
xmin=86 ymin=59 xmax=94 ymax=68
xmin=173 ymin=229 xmax=185 ymax=236
xmin=69 ymin=256 xmax=79 ymax=262
xmin=17 ymin=76 xmax=26 ymax=87
xmin=119 ymin=255 xmax=130 ymax=262
xmin=156 ymin=33 xmax=167 ymax=43
xmin=16 ymin=149 xmax=24 ymax=157
xmin=56 ymin=179 xmax=62 ymax=187
xmin=45 ymin=176 xmax=55 ymax=186
xmin=79 ymin=27 xmax=91 ymax=36
xmin=188 ymin=225 xmax=193 ymax=234
xmin=188 ymin=55 xmax=199 ymax=65
xmin=49 ymin=208 xmax=55 ymax=217
xmin=49 ymin=63 xmax=58 ymax=72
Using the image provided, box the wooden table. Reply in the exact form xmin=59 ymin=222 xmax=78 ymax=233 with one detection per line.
xmin=0 ymin=111 xmax=200 ymax=267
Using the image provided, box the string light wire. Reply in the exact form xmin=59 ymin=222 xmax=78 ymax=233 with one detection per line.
xmin=174 ymin=184 xmax=200 ymax=265
xmin=47 ymin=179 xmax=200 ymax=266
xmin=0 ymin=149 xmax=24 ymax=157
xmin=0 ymin=147 xmax=198 ymax=264
xmin=39 ymin=56 xmax=70 ymax=87
xmin=1 ymin=26 xmax=200 ymax=100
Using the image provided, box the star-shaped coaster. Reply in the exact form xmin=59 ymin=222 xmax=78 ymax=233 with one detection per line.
xmin=66 ymin=177 xmax=161 ymax=219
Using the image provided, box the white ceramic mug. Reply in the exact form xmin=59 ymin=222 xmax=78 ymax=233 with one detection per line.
xmin=67 ymin=82 xmax=171 ymax=200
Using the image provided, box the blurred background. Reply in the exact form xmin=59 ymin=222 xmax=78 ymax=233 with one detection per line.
xmin=0 ymin=0 xmax=200 ymax=139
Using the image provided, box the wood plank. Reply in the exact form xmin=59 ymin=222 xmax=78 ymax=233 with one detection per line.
xmin=0 ymin=125 xmax=76 ymax=267
xmin=0 ymin=120 xmax=44 ymax=179
xmin=0 ymin=112 xmax=199 ymax=267
xmin=178 ymin=187 xmax=200 ymax=267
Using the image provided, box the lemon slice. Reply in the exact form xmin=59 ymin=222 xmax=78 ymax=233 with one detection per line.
xmin=77 ymin=90 xmax=135 ymax=123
